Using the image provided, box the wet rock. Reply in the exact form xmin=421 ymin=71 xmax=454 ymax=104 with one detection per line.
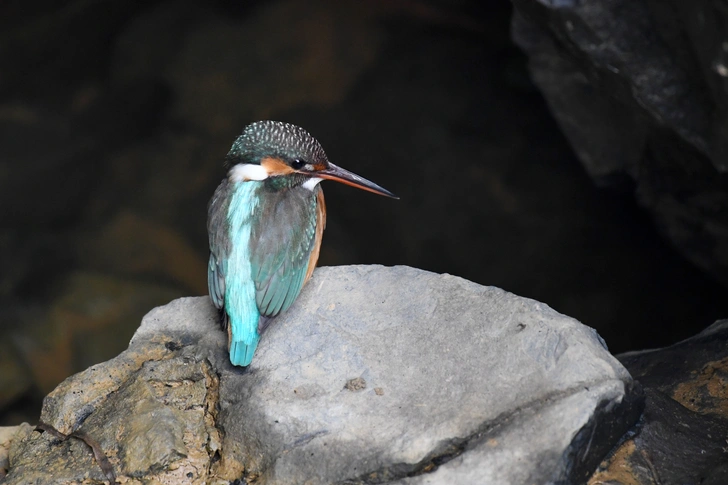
xmin=590 ymin=320 xmax=728 ymax=484
xmin=511 ymin=0 xmax=728 ymax=287
xmin=4 ymin=266 xmax=640 ymax=484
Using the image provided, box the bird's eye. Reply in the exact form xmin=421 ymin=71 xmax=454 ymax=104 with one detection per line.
xmin=291 ymin=159 xmax=306 ymax=170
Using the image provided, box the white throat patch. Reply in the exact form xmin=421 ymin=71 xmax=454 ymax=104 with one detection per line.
xmin=302 ymin=177 xmax=323 ymax=191
xmin=230 ymin=163 xmax=269 ymax=182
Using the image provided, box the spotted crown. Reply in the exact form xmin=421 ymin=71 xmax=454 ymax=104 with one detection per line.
xmin=224 ymin=120 xmax=329 ymax=168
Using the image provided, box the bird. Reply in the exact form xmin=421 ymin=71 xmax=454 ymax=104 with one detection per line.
xmin=207 ymin=120 xmax=397 ymax=367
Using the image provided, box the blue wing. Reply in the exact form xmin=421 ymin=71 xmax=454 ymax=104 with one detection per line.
xmin=207 ymin=181 xmax=231 ymax=311
xmin=250 ymin=186 xmax=324 ymax=326
xmin=208 ymin=253 xmax=225 ymax=310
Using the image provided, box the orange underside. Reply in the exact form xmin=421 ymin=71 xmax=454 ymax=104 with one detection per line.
xmin=304 ymin=189 xmax=326 ymax=285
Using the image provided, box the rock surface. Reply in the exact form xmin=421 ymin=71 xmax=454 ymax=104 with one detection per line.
xmin=4 ymin=266 xmax=641 ymax=484
xmin=590 ymin=320 xmax=728 ymax=484
xmin=0 ymin=424 xmax=33 ymax=480
xmin=511 ymin=0 xmax=728 ymax=287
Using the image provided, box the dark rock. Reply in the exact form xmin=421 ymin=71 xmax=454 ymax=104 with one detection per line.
xmin=590 ymin=320 xmax=728 ymax=484
xmin=4 ymin=266 xmax=641 ymax=484
xmin=511 ymin=0 xmax=728 ymax=287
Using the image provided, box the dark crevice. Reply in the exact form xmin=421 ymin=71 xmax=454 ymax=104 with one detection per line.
xmin=202 ymin=360 xmax=225 ymax=478
xmin=35 ymin=421 xmax=115 ymax=482
xmin=560 ymin=382 xmax=644 ymax=483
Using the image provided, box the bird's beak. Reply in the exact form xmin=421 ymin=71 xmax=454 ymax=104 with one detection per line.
xmin=317 ymin=162 xmax=398 ymax=199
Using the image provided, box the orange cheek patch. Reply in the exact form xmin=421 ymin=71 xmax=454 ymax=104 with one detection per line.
xmin=261 ymin=157 xmax=295 ymax=176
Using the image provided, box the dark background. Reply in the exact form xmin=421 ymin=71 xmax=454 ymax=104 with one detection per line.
xmin=1 ymin=0 xmax=726 ymax=425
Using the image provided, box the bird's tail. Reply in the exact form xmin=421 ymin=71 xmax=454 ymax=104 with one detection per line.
xmin=225 ymin=295 xmax=261 ymax=366
xmin=229 ymin=335 xmax=260 ymax=367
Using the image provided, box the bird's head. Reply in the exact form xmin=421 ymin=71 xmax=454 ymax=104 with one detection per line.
xmin=224 ymin=120 xmax=397 ymax=198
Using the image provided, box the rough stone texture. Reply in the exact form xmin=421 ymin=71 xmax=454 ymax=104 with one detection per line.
xmin=4 ymin=266 xmax=641 ymax=484
xmin=0 ymin=424 xmax=33 ymax=480
xmin=510 ymin=0 xmax=728 ymax=287
xmin=6 ymin=336 xmax=224 ymax=484
xmin=590 ymin=320 xmax=728 ymax=484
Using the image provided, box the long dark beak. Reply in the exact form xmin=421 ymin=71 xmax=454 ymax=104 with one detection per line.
xmin=317 ymin=162 xmax=398 ymax=199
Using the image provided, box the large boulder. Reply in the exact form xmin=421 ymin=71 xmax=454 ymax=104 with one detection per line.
xmin=4 ymin=266 xmax=641 ymax=484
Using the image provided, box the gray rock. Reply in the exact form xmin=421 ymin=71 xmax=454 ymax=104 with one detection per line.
xmin=395 ymin=381 xmax=627 ymax=485
xmin=4 ymin=266 xmax=641 ymax=484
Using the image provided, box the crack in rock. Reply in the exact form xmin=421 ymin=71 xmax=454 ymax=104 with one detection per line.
xmin=334 ymin=381 xmax=636 ymax=484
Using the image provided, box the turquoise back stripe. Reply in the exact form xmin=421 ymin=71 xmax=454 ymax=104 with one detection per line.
xmin=225 ymin=181 xmax=262 ymax=366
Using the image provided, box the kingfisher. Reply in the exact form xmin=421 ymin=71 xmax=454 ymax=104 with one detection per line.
xmin=207 ymin=120 xmax=397 ymax=367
